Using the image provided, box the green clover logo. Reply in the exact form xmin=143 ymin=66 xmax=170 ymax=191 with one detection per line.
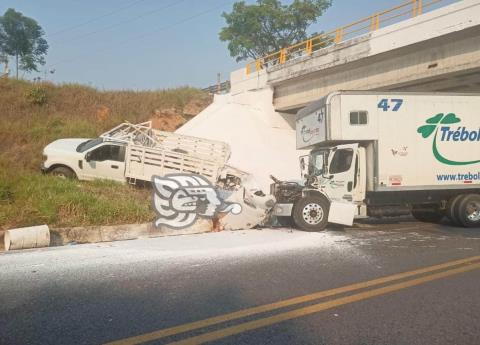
xmin=417 ymin=113 xmax=480 ymax=166
xmin=417 ymin=113 xmax=460 ymax=138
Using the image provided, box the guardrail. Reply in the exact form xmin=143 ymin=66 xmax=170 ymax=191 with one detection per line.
xmin=245 ymin=0 xmax=453 ymax=74
xmin=202 ymin=80 xmax=231 ymax=94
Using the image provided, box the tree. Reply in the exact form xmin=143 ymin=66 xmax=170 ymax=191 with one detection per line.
xmin=0 ymin=22 xmax=7 ymax=74
xmin=0 ymin=8 xmax=48 ymax=78
xmin=219 ymin=0 xmax=331 ymax=62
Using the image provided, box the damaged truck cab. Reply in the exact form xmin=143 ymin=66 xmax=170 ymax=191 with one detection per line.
xmin=273 ymin=91 xmax=480 ymax=230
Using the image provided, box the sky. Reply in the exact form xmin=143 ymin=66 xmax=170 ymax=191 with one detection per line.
xmin=0 ymin=0 xmax=450 ymax=90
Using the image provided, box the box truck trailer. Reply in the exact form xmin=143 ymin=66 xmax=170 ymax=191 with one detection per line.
xmin=271 ymin=91 xmax=480 ymax=230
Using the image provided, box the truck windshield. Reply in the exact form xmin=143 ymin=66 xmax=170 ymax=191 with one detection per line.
xmin=76 ymin=138 xmax=103 ymax=153
xmin=310 ymin=149 xmax=329 ymax=176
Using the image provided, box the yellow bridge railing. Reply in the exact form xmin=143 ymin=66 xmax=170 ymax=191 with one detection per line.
xmin=245 ymin=0 xmax=453 ymax=74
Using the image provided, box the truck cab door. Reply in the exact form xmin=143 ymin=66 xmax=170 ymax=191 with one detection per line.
xmin=82 ymin=144 xmax=126 ymax=182
xmin=299 ymin=155 xmax=310 ymax=180
xmin=326 ymin=143 xmax=358 ymax=203
xmin=353 ymin=147 xmax=366 ymax=203
xmin=325 ymin=143 xmax=358 ymax=226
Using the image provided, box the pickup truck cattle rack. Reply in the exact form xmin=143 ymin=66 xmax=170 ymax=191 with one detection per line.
xmin=100 ymin=121 xmax=231 ymax=184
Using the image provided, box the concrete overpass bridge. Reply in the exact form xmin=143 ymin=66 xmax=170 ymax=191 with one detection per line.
xmin=230 ymin=0 xmax=480 ymax=113
xmin=180 ymin=0 xmax=480 ymax=188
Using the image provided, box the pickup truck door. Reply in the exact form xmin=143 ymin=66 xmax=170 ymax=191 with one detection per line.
xmin=326 ymin=143 xmax=358 ymax=203
xmin=82 ymin=144 xmax=126 ymax=182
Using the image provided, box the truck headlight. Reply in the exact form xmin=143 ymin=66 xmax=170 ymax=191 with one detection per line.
xmin=265 ymin=198 xmax=275 ymax=208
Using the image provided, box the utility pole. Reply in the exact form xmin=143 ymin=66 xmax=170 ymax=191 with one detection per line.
xmin=42 ymin=68 xmax=55 ymax=82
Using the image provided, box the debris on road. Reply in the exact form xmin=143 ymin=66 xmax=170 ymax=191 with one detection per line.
xmin=4 ymin=225 xmax=50 ymax=251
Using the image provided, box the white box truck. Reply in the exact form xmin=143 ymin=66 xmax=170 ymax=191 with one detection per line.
xmin=271 ymin=91 xmax=480 ymax=229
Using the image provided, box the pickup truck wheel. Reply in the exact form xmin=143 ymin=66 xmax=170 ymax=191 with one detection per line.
xmin=293 ymin=196 xmax=329 ymax=232
xmin=457 ymin=194 xmax=480 ymax=228
xmin=49 ymin=167 xmax=76 ymax=179
xmin=446 ymin=195 xmax=463 ymax=226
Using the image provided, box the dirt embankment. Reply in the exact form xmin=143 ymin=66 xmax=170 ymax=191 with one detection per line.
xmin=0 ymin=78 xmax=212 ymax=171
xmin=150 ymin=92 xmax=212 ymax=131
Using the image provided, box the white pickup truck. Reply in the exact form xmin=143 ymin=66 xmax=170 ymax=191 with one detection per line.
xmin=41 ymin=121 xmax=230 ymax=184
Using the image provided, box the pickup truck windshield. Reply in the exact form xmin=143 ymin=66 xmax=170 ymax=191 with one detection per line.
xmin=76 ymin=138 xmax=103 ymax=153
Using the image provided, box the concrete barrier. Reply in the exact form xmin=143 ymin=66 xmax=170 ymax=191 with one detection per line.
xmin=50 ymin=219 xmax=213 ymax=246
xmin=4 ymin=225 xmax=50 ymax=251
xmin=1 ymin=220 xmax=213 ymax=251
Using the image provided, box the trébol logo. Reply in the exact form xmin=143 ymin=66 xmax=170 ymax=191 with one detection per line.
xmin=417 ymin=113 xmax=480 ymax=166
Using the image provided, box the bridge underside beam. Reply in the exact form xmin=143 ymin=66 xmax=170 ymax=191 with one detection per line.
xmin=273 ymin=26 xmax=480 ymax=112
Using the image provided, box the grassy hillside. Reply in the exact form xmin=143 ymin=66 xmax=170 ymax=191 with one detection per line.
xmin=0 ymin=78 xmax=211 ymax=230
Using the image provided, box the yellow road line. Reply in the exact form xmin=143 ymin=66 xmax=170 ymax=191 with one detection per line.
xmin=105 ymin=255 xmax=480 ymax=345
xmin=168 ymin=262 xmax=480 ymax=345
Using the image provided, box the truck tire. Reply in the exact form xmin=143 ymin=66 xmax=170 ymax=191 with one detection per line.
xmin=446 ymin=195 xmax=463 ymax=226
xmin=411 ymin=206 xmax=444 ymax=224
xmin=456 ymin=194 xmax=480 ymax=228
xmin=49 ymin=166 xmax=76 ymax=179
xmin=293 ymin=195 xmax=329 ymax=232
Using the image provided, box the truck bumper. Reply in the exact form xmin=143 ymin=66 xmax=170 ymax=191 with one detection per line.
xmin=273 ymin=203 xmax=294 ymax=217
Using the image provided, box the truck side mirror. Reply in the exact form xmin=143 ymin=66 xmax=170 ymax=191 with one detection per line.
xmin=320 ymin=158 xmax=329 ymax=179
xmin=85 ymin=152 xmax=92 ymax=162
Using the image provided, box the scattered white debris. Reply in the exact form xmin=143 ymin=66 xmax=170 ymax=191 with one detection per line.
xmin=0 ymin=229 xmax=366 ymax=275
xmin=176 ymin=89 xmax=305 ymax=191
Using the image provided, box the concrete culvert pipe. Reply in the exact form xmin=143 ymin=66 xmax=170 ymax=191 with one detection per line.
xmin=4 ymin=225 xmax=50 ymax=251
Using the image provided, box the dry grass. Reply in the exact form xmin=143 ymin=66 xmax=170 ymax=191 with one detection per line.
xmin=0 ymin=78 xmax=211 ymax=230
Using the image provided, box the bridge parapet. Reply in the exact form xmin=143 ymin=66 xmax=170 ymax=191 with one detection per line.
xmin=245 ymin=0 xmax=456 ymax=75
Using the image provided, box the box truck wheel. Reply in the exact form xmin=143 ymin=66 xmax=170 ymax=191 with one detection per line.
xmin=446 ymin=195 xmax=464 ymax=226
xmin=456 ymin=194 xmax=480 ymax=228
xmin=411 ymin=206 xmax=444 ymax=224
xmin=293 ymin=196 xmax=329 ymax=232
xmin=49 ymin=166 xmax=76 ymax=179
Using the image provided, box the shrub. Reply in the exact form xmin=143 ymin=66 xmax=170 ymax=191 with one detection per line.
xmin=25 ymin=86 xmax=48 ymax=106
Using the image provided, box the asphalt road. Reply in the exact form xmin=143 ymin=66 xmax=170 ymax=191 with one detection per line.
xmin=1 ymin=219 xmax=479 ymax=345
